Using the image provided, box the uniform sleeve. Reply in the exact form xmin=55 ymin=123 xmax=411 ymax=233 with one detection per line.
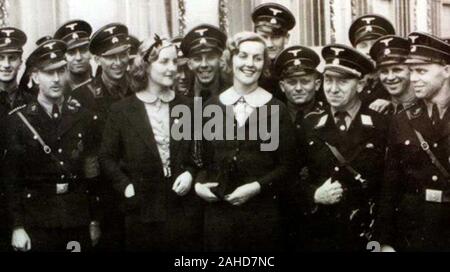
xmin=3 ymin=114 xmax=26 ymax=228
xmin=98 ymin=109 xmax=131 ymax=195
xmin=375 ymin=117 xmax=403 ymax=246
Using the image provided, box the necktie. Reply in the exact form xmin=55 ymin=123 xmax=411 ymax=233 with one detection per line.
xmin=335 ymin=111 xmax=348 ymax=132
xmin=395 ymin=104 xmax=404 ymax=114
xmin=0 ymin=92 xmax=8 ymax=107
xmin=431 ymin=104 xmax=440 ymax=126
xmin=52 ymin=104 xmax=61 ymax=123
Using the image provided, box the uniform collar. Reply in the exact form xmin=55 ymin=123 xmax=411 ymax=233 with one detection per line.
xmin=424 ymin=100 xmax=448 ymax=118
xmin=37 ymin=93 xmax=64 ymax=117
xmin=330 ymin=99 xmax=362 ymax=121
xmin=135 ymin=89 xmax=175 ymax=104
xmin=219 ymin=86 xmax=272 ymax=107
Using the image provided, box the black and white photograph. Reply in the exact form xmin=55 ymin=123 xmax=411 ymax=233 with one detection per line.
xmin=0 ymin=0 xmax=449 ymax=257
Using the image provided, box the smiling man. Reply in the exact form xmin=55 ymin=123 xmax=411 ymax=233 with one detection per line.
xmin=180 ymin=24 xmax=229 ymax=101
xmin=252 ymin=3 xmax=296 ymax=102
xmin=4 ymin=39 xmax=100 ymax=252
xmin=377 ymin=32 xmax=450 ymax=252
xmin=370 ymin=35 xmax=416 ymax=115
xmin=70 ymin=23 xmax=134 ymax=251
xmin=298 ymin=44 xmax=388 ymax=251
xmin=54 ymin=20 xmax=93 ymax=92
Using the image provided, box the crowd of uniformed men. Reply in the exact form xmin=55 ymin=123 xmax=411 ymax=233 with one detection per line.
xmin=0 ymin=2 xmax=449 ymax=252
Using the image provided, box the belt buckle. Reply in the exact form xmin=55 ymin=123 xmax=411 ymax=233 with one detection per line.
xmin=425 ymin=189 xmax=443 ymax=203
xmin=56 ymin=183 xmax=69 ymax=195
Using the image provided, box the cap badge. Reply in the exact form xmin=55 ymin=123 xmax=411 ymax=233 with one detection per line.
xmin=384 ymin=49 xmax=391 ymax=56
xmin=381 ymin=38 xmax=393 ymax=46
xmin=104 ymin=26 xmax=116 ymax=35
xmin=331 ymin=47 xmax=345 ymax=56
xmin=332 ymin=59 xmax=340 ymax=65
xmin=294 ymin=59 xmax=301 ymax=66
xmin=200 ymin=38 xmax=207 ymax=44
xmin=112 ymin=37 xmax=119 ymax=44
xmin=44 ymin=42 xmax=56 ymax=50
xmin=269 ymin=8 xmax=282 ymax=16
xmin=411 ymin=46 xmax=417 ymax=53
xmin=362 ymin=17 xmax=376 ymax=25
xmin=409 ymin=35 xmax=419 ymax=44
xmin=5 ymin=38 xmax=11 ymax=44
xmin=195 ymin=28 xmax=208 ymax=37
xmin=2 ymin=29 xmax=14 ymax=37
xmin=50 ymin=52 xmax=57 ymax=59
xmin=66 ymin=23 xmax=78 ymax=31
xmin=288 ymin=49 xmax=302 ymax=57
xmin=72 ymin=33 xmax=79 ymax=40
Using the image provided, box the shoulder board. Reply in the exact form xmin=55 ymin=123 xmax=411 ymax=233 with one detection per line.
xmin=8 ymin=104 xmax=27 ymax=116
xmin=305 ymin=108 xmax=325 ymax=119
xmin=361 ymin=114 xmax=374 ymax=127
xmin=314 ymin=114 xmax=328 ymax=129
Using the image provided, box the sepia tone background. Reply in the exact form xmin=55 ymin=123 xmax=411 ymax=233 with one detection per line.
xmin=1 ymin=0 xmax=449 ymax=61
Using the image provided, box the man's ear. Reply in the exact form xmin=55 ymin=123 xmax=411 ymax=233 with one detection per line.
xmin=187 ymin=58 xmax=194 ymax=71
xmin=31 ymin=71 xmax=39 ymax=85
xmin=284 ymin=33 xmax=291 ymax=46
xmin=442 ymin=64 xmax=450 ymax=79
xmin=314 ymin=78 xmax=322 ymax=92
xmin=279 ymin=80 xmax=286 ymax=93
xmin=356 ymin=76 xmax=367 ymax=93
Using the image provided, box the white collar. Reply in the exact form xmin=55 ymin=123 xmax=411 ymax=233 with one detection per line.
xmin=219 ymin=86 xmax=272 ymax=107
xmin=136 ymin=90 xmax=175 ymax=104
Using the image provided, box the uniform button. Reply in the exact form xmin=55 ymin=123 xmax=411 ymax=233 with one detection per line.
xmin=27 ymin=193 xmax=31 ymax=198
xmin=309 ymin=141 xmax=314 ymax=146
xmin=53 ymin=113 xmax=59 ymax=119
xmin=367 ymin=90 xmax=371 ymax=94
xmin=339 ymin=125 xmax=346 ymax=131
xmin=93 ymin=115 xmax=98 ymax=120
xmin=58 ymin=148 xmax=63 ymax=154
xmin=404 ymin=140 xmax=410 ymax=145
xmin=61 ymin=175 xmax=65 ymax=179
xmin=273 ymin=196 xmax=277 ymax=200
xmin=296 ymin=125 xmax=301 ymax=129
xmin=60 ymin=161 xmax=64 ymax=166
xmin=236 ymin=148 xmax=239 ymax=152
xmin=433 ymin=143 xmax=438 ymax=148
xmin=334 ymin=166 xmax=340 ymax=172
xmin=33 ymin=135 xmax=38 ymax=140
xmin=233 ymin=156 xmax=237 ymax=161
xmin=57 ymin=137 xmax=61 ymax=141
xmin=432 ymin=175 xmax=438 ymax=182
xmin=78 ymin=133 xmax=83 ymax=138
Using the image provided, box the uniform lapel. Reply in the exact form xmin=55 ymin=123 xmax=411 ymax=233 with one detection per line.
xmin=407 ymin=102 xmax=437 ymax=142
xmin=124 ymin=96 xmax=160 ymax=159
xmin=57 ymin=103 xmax=83 ymax=137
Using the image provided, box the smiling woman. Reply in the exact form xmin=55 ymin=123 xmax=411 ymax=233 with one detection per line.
xmin=194 ymin=31 xmax=296 ymax=251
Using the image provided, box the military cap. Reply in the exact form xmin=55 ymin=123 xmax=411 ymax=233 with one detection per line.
xmin=54 ymin=20 xmax=92 ymax=50
xmin=369 ymin=35 xmax=409 ymax=67
xmin=171 ymin=36 xmax=188 ymax=66
xmin=349 ymin=14 xmax=395 ymax=47
xmin=27 ymin=39 xmax=67 ymax=71
xmin=322 ymin=44 xmax=374 ymax=78
xmin=0 ymin=27 xmax=27 ymax=54
xmin=89 ymin=23 xmax=131 ymax=56
xmin=252 ymin=3 xmax=296 ymax=34
xmin=274 ymin=45 xmax=320 ymax=78
xmin=127 ymin=35 xmax=140 ymax=58
xmin=180 ymin=24 xmax=227 ymax=57
xmin=406 ymin=32 xmax=450 ymax=65
xmin=36 ymin=36 xmax=53 ymax=46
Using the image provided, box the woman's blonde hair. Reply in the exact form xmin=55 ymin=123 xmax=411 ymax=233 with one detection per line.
xmin=222 ymin=31 xmax=271 ymax=79
xmin=129 ymin=35 xmax=175 ymax=92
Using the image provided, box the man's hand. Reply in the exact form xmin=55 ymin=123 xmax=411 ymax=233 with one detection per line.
xmin=195 ymin=182 xmax=220 ymax=202
xmin=89 ymin=221 xmax=101 ymax=247
xmin=225 ymin=182 xmax=261 ymax=206
xmin=12 ymin=227 xmax=31 ymax=252
xmin=314 ymin=178 xmax=343 ymax=205
xmin=369 ymin=99 xmax=391 ymax=114
xmin=172 ymin=171 xmax=193 ymax=196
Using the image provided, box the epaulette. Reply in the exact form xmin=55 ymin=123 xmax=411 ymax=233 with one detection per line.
xmin=314 ymin=113 xmax=328 ymax=129
xmin=305 ymin=108 xmax=325 ymax=119
xmin=8 ymin=104 xmax=27 ymax=116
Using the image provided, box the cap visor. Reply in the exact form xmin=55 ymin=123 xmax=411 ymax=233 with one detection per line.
xmin=41 ymin=60 xmax=67 ymax=72
xmin=102 ymin=44 xmax=131 ymax=57
xmin=0 ymin=48 xmax=23 ymax=54
xmin=324 ymin=64 xmax=362 ymax=78
xmin=67 ymin=40 xmax=90 ymax=51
